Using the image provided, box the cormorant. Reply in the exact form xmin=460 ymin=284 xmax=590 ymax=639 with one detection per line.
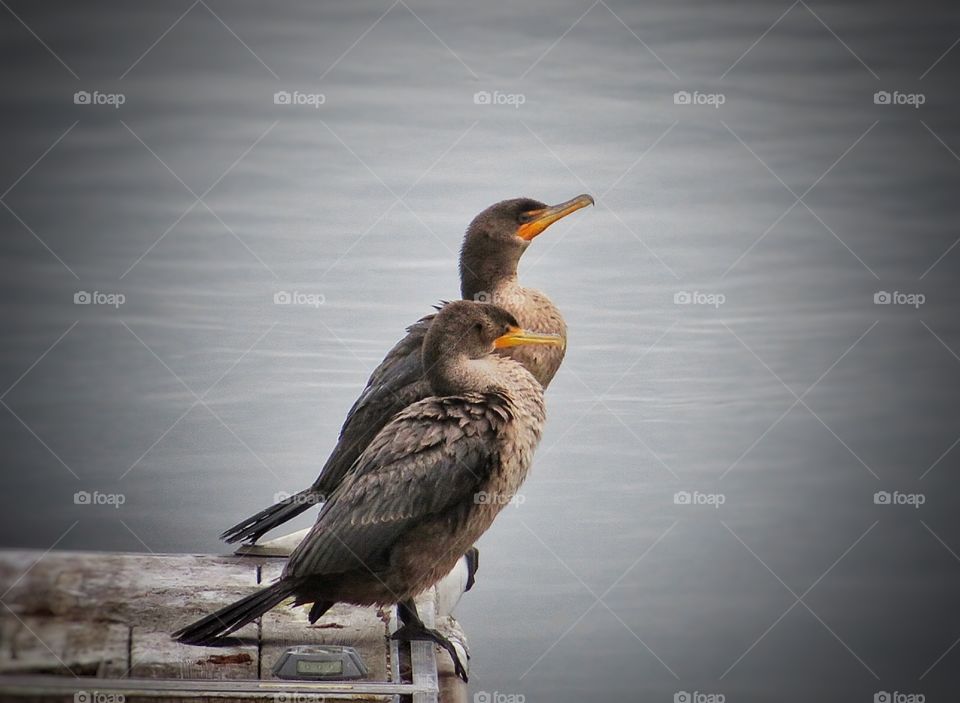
xmin=174 ymin=301 xmax=564 ymax=682
xmin=220 ymin=194 xmax=593 ymax=545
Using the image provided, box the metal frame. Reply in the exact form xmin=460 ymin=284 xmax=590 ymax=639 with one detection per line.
xmin=0 ymin=604 xmax=440 ymax=702
xmin=0 ymin=675 xmax=434 ymax=699
xmin=408 ymin=604 xmax=440 ymax=703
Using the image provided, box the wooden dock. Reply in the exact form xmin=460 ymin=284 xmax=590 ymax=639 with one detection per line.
xmin=0 ymin=548 xmax=470 ymax=702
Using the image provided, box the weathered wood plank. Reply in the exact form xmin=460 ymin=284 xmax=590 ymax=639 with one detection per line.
xmin=258 ymin=562 xmax=392 ymax=686
xmin=129 ymin=630 xmax=259 ymax=682
xmin=0 ymin=551 xmax=267 ymax=683
xmin=0 ymin=552 xmax=262 ymax=632
xmin=0 ymin=549 xmax=461 ymax=701
xmin=0 ymin=618 xmax=128 ymax=677
xmin=127 ymin=556 xmax=261 ymax=682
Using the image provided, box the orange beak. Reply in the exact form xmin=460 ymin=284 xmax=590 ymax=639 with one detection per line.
xmin=494 ymin=325 xmax=565 ymax=349
xmin=517 ymin=194 xmax=595 ymax=241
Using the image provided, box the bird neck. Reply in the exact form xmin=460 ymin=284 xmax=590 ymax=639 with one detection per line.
xmin=460 ymin=263 xmax=518 ymax=302
xmin=425 ymin=354 xmax=505 ymax=398
xmin=459 ymin=236 xmax=525 ymax=301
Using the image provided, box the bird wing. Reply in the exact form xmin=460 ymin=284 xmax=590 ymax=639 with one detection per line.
xmin=310 ymin=313 xmax=437 ymax=495
xmin=286 ymin=394 xmax=511 ymax=578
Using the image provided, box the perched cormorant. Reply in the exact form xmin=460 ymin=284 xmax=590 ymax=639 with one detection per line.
xmin=174 ymin=301 xmax=564 ymax=681
xmin=220 ymin=194 xmax=593 ymax=545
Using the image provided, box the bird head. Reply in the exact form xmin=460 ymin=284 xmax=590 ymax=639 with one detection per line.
xmin=423 ymin=301 xmax=564 ymax=394
xmin=459 ymin=194 xmax=594 ymax=299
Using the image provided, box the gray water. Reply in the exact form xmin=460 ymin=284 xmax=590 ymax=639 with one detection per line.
xmin=2 ymin=1 xmax=959 ymax=700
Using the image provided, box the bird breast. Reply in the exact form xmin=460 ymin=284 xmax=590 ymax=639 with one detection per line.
xmin=384 ymin=360 xmax=546 ymax=600
xmin=492 ymin=285 xmax=567 ymax=389
xmin=481 ymin=357 xmax=546 ymax=508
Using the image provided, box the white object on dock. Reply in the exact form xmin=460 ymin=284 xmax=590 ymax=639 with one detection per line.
xmin=234 ymin=528 xmax=311 ymax=557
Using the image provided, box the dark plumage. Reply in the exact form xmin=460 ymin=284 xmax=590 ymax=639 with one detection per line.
xmin=220 ymin=194 xmax=593 ymax=545
xmin=174 ymin=302 xmax=564 ymax=681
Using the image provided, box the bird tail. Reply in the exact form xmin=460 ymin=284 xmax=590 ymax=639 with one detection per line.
xmin=172 ymin=580 xmax=299 ymax=645
xmin=220 ymin=488 xmax=320 ymax=544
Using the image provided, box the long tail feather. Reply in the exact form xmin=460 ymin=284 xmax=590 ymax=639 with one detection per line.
xmin=220 ymin=489 xmax=320 ymax=544
xmin=173 ymin=581 xmax=299 ymax=645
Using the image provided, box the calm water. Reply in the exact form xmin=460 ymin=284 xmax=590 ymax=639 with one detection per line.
xmin=2 ymin=1 xmax=959 ymax=700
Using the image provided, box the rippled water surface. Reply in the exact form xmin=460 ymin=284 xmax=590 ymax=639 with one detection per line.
xmin=2 ymin=1 xmax=959 ymax=700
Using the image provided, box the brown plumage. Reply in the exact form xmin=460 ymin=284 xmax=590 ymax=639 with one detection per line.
xmin=173 ymin=301 xmax=564 ymax=681
xmin=220 ymin=194 xmax=593 ymax=545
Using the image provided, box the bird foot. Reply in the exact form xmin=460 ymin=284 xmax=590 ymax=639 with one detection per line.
xmin=391 ymin=621 xmax=469 ymax=682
